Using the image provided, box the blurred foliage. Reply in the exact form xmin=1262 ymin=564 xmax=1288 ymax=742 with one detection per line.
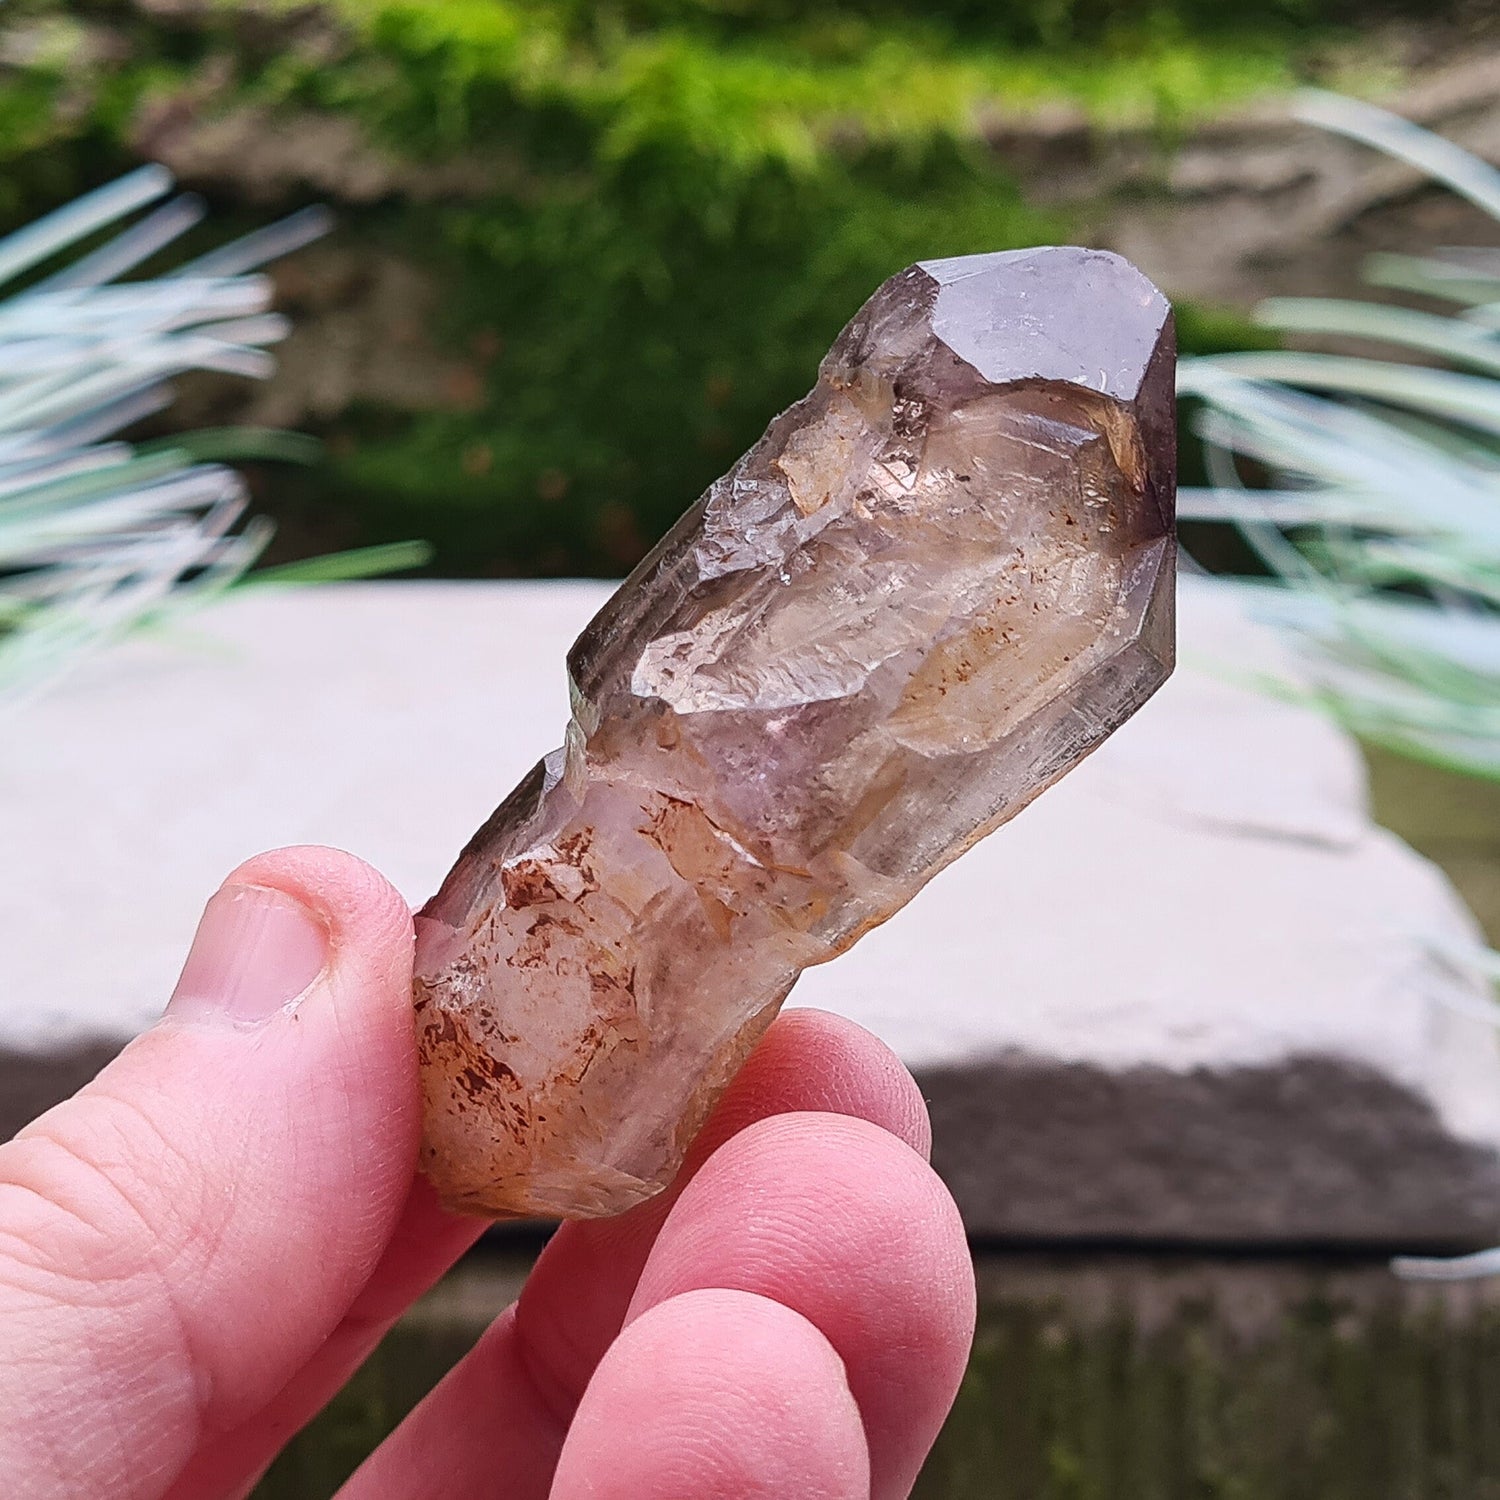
xmin=1 ymin=0 xmax=1345 ymax=573
xmin=329 ymin=150 xmax=1073 ymax=574
xmin=299 ymin=0 xmax=1310 ymax=146
xmin=1181 ymin=94 xmax=1500 ymax=785
xmin=0 ymin=167 xmax=428 ymax=703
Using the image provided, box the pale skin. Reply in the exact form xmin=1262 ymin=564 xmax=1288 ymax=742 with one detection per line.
xmin=0 ymin=845 xmax=977 ymax=1498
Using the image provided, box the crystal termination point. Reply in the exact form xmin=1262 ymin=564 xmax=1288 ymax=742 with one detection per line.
xmin=414 ymin=247 xmax=1177 ymax=1218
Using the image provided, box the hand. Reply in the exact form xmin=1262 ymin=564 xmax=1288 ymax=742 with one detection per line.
xmin=0 ymin=846 xmax=975 ymax=1499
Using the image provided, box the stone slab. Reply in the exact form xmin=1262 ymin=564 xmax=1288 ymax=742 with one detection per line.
xmin=4 ymin=578 xmax=1499 ymax=1246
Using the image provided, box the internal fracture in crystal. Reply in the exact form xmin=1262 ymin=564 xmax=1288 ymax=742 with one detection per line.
xmin=414 ymin=247 xmax=1177 ymax=1217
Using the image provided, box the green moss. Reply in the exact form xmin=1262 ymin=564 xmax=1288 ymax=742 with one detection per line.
xmin=302 ymin=141 xmax=1072 ymax=575
xmin=1175 ymin=300 xmax=1284 ymax=357
xmin=297 ymin=0 xmax=1306 ymax=149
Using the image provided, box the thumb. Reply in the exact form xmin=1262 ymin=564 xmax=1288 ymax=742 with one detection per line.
xmin=0 ymin=846 xmax=419 ymax=1500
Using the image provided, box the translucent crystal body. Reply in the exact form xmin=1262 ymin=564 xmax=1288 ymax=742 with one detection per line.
xmin=414 ymin=247 xmax=1177 ymax=1217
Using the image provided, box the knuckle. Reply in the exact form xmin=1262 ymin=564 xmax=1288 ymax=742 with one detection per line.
xmin=0 ymin=1082 xmax=212 ymax=1308
xmin=0 ymin=1089 xmax=210 ymax=1488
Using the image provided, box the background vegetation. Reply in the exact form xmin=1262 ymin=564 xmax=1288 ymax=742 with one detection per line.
xmin=0 ymin=0 xmax=1387 ymax=574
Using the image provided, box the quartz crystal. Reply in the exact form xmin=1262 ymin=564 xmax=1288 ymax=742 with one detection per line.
xmin=414 ymin=247 xmax=1177 ymax=1217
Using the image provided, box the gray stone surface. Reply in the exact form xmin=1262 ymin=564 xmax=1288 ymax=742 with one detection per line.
xmin=4 ymin=578 xmax=1500 ymax=1246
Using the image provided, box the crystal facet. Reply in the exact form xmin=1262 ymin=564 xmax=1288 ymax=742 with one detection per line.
xmin=415 ymin=247 xmax=1177 ymax=1218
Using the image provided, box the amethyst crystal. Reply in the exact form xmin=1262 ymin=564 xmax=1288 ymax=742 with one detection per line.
xmin=414 ymin=247 xmax=1176 ymax=1217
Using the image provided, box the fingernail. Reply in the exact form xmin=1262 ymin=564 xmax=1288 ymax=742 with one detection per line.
xmin=168 ymin=884 xmax=329 ymax=1026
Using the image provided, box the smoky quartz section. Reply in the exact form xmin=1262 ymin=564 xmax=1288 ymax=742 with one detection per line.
xmin=414 ymin=247 xmax=1177 ymax=1217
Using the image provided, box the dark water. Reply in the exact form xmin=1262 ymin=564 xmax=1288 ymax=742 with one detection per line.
xmin=255 ymin=753 xmax=1500 ymax=1498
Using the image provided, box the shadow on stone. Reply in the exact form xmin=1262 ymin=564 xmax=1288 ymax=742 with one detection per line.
xmin=924 ymin=1051 xmax=1500 ymax=1249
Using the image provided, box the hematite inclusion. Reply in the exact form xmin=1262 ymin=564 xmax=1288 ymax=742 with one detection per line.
xmin=414 ymin=247 xmax=1177 ymax=1217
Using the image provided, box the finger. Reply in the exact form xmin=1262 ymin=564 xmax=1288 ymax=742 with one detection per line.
xmin=0 ymin=847 xmax=420 ymax=1500
xmin=628 ymin=1113 xmax=975 ymax=1500
xmin=340 ymin=1007 xmax=932 ymax=1500
xmin=518 ymin=1007 xmax=931 ymax=1403
xmin=550 ymin=1289 xmax=869 ymax=1500
xmin=165 ymin=1178 xmax=486 ymax=1500
xmin=231 ymin=982 xmax=925 ymax=1488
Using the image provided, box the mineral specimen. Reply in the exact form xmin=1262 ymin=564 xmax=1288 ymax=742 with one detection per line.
xmin=414 ymin=247 xmax=1176 ymax=1217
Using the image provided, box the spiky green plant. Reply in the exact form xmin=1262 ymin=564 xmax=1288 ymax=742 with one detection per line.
xmin=1179 ymin=91 xmax=1500 ymax=783
xmin=0 ymin=165 xmax=427 ymax=702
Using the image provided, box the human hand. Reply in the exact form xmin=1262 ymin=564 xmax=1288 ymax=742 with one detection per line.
xmin=0 ymin=846 xmax=976 ymax=1499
